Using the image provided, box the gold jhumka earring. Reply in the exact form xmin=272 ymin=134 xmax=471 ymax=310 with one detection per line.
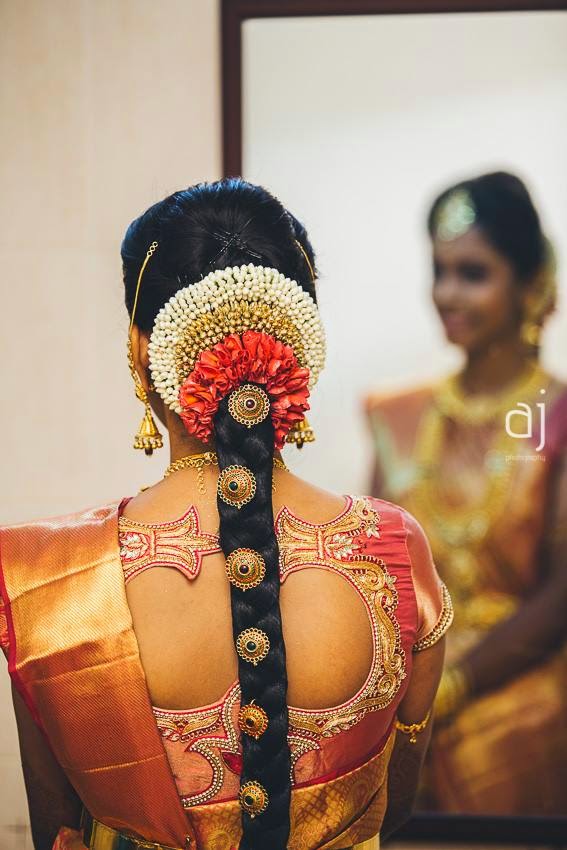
xmin=519 ymin=242 xmax=557 ymax=351
xmin=128 ymin=241 xmax=163 ymax=455
xmin=285 ymin=417 xmax=315 ymax=449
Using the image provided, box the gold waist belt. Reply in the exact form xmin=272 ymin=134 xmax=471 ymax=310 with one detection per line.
xmin=81 ymin=809 xmax=189 ymax=850
xmin=81 ymin=808 xmax=379 ymax=850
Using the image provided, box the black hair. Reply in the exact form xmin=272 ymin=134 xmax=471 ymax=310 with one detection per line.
xmin=122 ymin=178 xmax=316 ymax=331
xmin=427 ymin=171 xmax=547 ymax=284
xmin=121 ymin=177 xmax=317 ymax=850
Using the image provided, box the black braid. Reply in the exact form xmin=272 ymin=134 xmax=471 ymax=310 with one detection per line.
xmin=214 ymin=390 xmax=291 ymax=850
xmin=122 ymin=178 xmax=319 ymax=848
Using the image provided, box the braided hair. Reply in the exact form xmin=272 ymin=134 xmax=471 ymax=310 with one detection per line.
xmin=121 ymin=178 xmax=317 ymax=849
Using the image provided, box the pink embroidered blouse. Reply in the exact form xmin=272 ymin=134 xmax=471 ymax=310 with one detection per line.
xmin=1 ymin=494 xmax=451 ymax=810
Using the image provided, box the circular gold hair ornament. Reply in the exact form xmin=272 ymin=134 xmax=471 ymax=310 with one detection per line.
xmin=228 ymin=384 xmax=270 ymax=428
xmin=226 ymin=548 xmax=266 ymax=590
xmin=238 ymin=702 xmax=269 ymax=740
xmin=236 ymin=628 xmax=270 ymax=666
xmin=239 ymin=781 xmax=269 ymax=818
xmin=217 ymin=465 xmax=257 ymax=509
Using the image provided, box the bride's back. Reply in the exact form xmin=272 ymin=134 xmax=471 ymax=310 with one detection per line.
xmin=121 ymin=470 xmax=374 ymax=713
xmin=1 ymin=178 xmax=448 ymax=850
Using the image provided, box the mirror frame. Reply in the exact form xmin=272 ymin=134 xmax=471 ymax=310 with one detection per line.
xmin=221 ymin=0 xmax=567 ymax=844
xmin=222 ymin=0 xmax=567 ymax=174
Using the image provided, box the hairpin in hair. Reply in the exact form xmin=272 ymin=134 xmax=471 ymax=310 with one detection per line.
xmin=295 ymin=239 xmax=315 ymax=283
xmin=129 ymin=241 xmax=159 ymax=334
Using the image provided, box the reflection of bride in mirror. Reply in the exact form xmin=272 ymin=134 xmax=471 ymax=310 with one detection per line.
xmin=365 ymin=172 xmax=567 ymax=815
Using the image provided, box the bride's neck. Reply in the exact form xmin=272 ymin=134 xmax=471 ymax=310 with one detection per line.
xmin=461 ymin=337 xmax=534 ymax=395
xmin=165 ymin=411 xmax=213 ymax=462
xmin=164 ymin=410 xmax=284 ymax=462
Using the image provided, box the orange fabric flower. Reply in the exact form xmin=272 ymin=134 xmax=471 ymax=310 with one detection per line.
xmin=178 ymin=331 xmax=310 ymax=449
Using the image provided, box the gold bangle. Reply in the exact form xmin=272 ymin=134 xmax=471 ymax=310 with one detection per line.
xmin=395 ymin=708 xmax=431 ymax=743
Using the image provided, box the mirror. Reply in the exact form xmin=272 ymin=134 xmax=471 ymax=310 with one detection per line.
xmin=226 ymin=2 xmax=567 ymax=843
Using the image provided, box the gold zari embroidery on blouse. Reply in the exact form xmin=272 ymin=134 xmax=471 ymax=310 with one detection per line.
xmin=278 ymin=498 xmax=406 ymax=750
xmin=126 ymin=497 xmax=407 ymax=806
xmin=118 ymin=506 xmax=220 ymax=583
xmin=156 ymin=685 xmax=242 ymax=808
xmin=412 ymin=582 xmax=453 ymax=652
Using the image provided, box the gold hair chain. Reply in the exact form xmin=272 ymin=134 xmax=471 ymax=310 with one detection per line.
xmin=294 ymin=238 xmax=316 ymax=283
xmin=129 ymin=241 xmax=158 ymax=335
xmin=128 ymin=241 xmax=163 ymax=455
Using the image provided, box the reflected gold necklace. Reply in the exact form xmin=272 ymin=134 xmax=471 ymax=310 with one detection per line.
xmin=164 ymin=451 xmax=288 ymax=495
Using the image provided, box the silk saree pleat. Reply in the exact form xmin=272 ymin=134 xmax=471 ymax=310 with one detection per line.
xmin=183 ymin=728 xmax=394 ymax=850
xmin=0 ymin=500 xmax=397 ymax=849
xmin=0 ymin=501 xmax=194 ymax=848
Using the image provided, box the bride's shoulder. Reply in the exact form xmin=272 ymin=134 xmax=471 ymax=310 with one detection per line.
xmin=0 ymin=498 xmax=123 ymax=534
xmin=277 ymin=476 xmax=349 ymax=526
xmin=359 ymin=493 xmax=420 ymax=529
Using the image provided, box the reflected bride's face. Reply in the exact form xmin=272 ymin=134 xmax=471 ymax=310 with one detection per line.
xmin=431 ymin=226 xmax=524 ymax=355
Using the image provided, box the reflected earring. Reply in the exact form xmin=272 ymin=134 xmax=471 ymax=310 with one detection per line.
xmin=285 ymin=416 xmax=315 ymax=449
xmin=128 ymin=337 xmax=163 ymax=455
xmin=520 ymin=318 xmax=541 ymax=349
xmin=519 ymin=257 xmax=557 ymax=352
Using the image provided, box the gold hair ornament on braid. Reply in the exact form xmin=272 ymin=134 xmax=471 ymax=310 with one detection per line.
xmin=127 ymin=241 xmax=163 ymax=454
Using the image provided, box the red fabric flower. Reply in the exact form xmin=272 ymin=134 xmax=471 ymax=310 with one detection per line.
xmin=178 ymin=330 xmax=310 ymax=449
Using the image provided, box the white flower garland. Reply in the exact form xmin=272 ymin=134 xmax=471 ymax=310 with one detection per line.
xmin=148 ymin=264 xmax=326 ymax=413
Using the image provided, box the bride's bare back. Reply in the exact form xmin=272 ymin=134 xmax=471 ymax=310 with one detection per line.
xmin=122 ymin=466 xmax=373 ymax=712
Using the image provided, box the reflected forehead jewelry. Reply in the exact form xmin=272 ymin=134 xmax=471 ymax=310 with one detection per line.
xmin=217 ymin=465 xmax=257 ymax=509
xmin=228 ymin=384 xmax=270 ymax=428
xmin=226 ymin=548 xmax=266 ymax=590
xmin=435 ymin=189 xmax=476 ymax=241
xmin=239 ymin=780 xmax=269 ymax=818
xmin=238 ymin=702 xmax=269 ymax=740
xmin=236 ymin=628 xmax=270 ymax=665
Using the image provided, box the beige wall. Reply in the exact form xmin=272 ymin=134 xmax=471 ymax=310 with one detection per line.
xmin=0 ymin=1 xmax=220 ymax=844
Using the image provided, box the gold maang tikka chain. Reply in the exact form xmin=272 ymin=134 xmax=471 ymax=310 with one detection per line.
xmin=164 ymin=452 xmax=288 ymax=495
xmin=127 ymin=241 xmax=163 ymax=455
